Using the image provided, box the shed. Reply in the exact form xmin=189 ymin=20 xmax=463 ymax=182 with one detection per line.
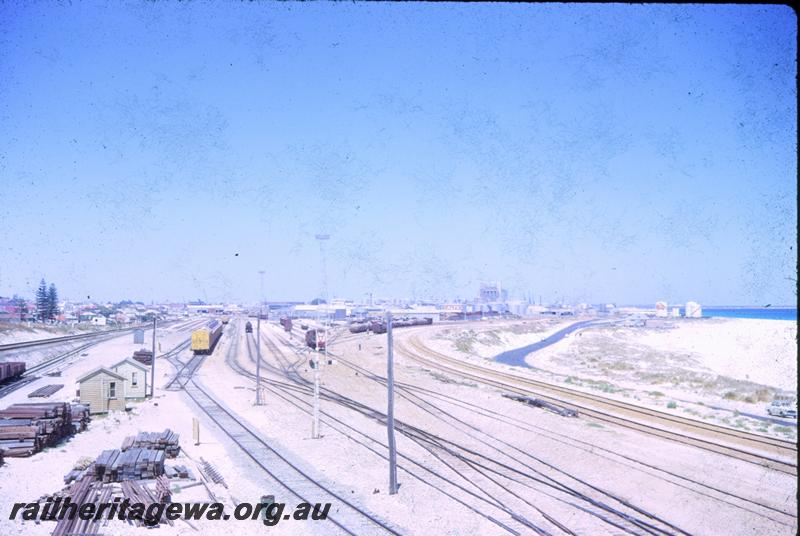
xmin=111 ymin=358 xmax=149 ymax=399
xmin=76 ymin=367 xmax=127 ymax=415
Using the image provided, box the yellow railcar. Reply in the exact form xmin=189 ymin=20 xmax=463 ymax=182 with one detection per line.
xmin=191 ymin=320 xmax=223 ymax=354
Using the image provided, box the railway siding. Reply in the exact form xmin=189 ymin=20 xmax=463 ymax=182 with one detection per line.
xmin=397 ymin=334 xmax=797 ymax=476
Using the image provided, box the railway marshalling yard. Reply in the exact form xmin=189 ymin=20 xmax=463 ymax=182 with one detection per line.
xmin=0 ymin=316 xmax=796 ymax=536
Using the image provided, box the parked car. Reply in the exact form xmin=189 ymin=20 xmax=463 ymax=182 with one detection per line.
xmin=766 ymin=399 xmax=797 ymax=419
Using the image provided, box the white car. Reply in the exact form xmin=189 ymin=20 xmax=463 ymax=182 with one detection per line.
xmin=767 ymin=402 xmax=797 ymax=419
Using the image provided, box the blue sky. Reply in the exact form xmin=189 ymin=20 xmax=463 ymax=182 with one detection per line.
xmin=0 ymin=3 xmax=796 ymax=305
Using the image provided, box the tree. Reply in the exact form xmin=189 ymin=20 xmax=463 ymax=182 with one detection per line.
xmin=36 ymin=279 xmax=48 ymax=322
xmin=47 ymin=283 xmax=59 ymax=321
xmin=12 ymin=294 xmax=28 ymax=321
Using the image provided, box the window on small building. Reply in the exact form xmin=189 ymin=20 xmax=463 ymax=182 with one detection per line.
xmin=108 ymin=381 xmax=116 ymax=399
xmin=131 ymin=372 xmax=138 ymax=386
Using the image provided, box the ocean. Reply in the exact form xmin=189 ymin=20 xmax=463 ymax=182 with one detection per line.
xmin=697 ymin=307 xmax=797 ymax=321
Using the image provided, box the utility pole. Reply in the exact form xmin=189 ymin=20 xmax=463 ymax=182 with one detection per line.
xmin=312 ymin=234 xmax=330 ymax=440
xmin=150 ymin=315 xmax=156 ymax=398
xmin=312 ymin=331 xmax=320 ymax=438
xmin=256 ymin=270 xmax=265 ymax=406
xmin=386 ymin=311 xmax=398 ymax=494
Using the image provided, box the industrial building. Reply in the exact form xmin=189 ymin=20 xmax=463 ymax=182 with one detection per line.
xmin=685 ymin=301 xmax=702 ymax=318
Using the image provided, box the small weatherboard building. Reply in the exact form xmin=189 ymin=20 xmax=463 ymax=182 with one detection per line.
xmin=76 ymin=367 xmax=128 ymax=415
xmin=111 ymin=358 xmax=149 ymax=399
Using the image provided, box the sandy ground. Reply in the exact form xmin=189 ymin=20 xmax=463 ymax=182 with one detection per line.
xmin=203 ymin=318 xmax=796 ymax=535
xmin=428 ymin=317 xmax=798 ymax=440
xmin=424 ymin=317 xmax=576 ymax=360
xmin=0 ymin=319 xmax=287 ymax=536
xmin=0 ymin=323 xmax=108 ymax=345
xmin=2 ymin=317 xmax=797 ymax=535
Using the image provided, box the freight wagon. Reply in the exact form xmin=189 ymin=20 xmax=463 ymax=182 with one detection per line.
xmin=245 ymin=321 xmax=253 ymax=333
xmin=191 ymin=320 xmax=223 ymax=355
xmin=363 ymin=317 xmax=433 ymax=334
xmin=279 ymin=317 xmax=293 ymax=332
xmin=348 ymin=322 xmax=369 ymax=334
xmin=0 ymin=362 xmax=26 ymax=384
xmin=305 ymin=329 xmax=326 ymax=351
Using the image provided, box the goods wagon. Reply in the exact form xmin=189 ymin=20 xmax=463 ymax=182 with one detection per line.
xmin=191 ymin=320 xmax=223 ymax=355
xmin=245 ymin=321 xmax=253 ymax=333
xmin=279 ymin=317 xmax=293 ymax=332
xmin=364 ymin=317 xmax=433 ymax=334
xmin=0 ymin=362 xmax=26 ymax=384
xmin=348 ymin=322 xmax=369 ymax=334
xmin=305 ymin=329 xmax=326 ymax=351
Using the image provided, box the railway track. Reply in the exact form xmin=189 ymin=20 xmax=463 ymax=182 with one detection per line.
xmin=0 ymin=333 xmax=133 ymax=398
xmin=397 ymin=334 xmax=798 ymax=476
xmin=0 ymin=325 xmax=148 ymax=352
xmin=165 ymin=322 xmax=400 ymax=536
xmin=253 ymin=324 xmax=716 ymax=535
xmin=327 ymin=351 xmax=797 ymax=527
xmin=0 ymin=319 xmax=197 ymax=399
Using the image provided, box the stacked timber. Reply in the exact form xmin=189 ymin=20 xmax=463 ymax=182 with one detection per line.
xmin=132 ymin=349 xmax=154 ymax=366
xmin=27 ymin=384 xmax=64 ymax=398
xmin=0 ymin=402 xmax=75 ymax=456
xmin=70 ymin=403 xmax=91 ymax=433
xmin=121 ymin=429 xmax=180 ymax=458
xmin=164 ymin=463 xmax=195 ymax=479
xmin=94 ymin=447 xmax=166 ymax=482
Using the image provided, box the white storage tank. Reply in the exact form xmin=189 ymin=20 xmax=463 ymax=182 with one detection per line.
xmin=685 ymin=301 xmax=702 ymax=318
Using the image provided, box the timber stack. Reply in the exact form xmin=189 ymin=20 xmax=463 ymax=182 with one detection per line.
xmin=0 ymin=402 xmax=79 ymax=457
xmin=132 ymin=349 xmax=154 ymax=366
xmin=121 ymin=429 xmax=180 ymax=458
xmin=94 ymin=447 xmax=166 ymax=482
xmin=70 ymin=403 xmax=91 ymax=433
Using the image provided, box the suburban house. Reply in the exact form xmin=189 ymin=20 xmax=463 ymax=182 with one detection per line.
xmin=110 ymin=358 xmax=149 ymax=399
xmin=76 ymin=367 xmax=127 ymax=414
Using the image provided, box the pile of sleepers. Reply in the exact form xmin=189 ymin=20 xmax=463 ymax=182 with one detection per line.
xmin=132 ymin=349 xmax=154 ymax=366
xmin=27 ymin=384 xmax=64 ymax=398
xmin=164 ymin=463 xmax=195 ymax=479
xmin=94 ymin=447 xmax=166 ymax=482
xmin=121 ymin=428 xmax=180 ymax=458
xmin=0 ymin=402 xmax=75 ymax=457
xmin=70 ymin=404 xmax=91 ymax=433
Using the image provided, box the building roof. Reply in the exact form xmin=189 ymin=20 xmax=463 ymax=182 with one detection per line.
xmin=110 ymin=357 xmax=149 ymax=372
xmin=76 ymin=367 xmax=127 ymax=383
